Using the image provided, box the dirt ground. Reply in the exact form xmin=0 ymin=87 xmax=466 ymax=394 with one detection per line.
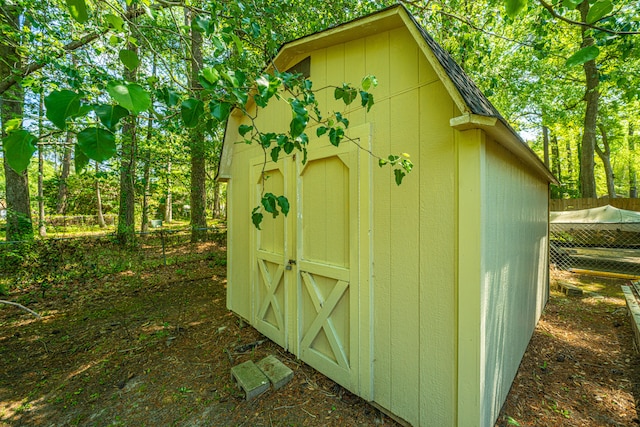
xmin=1 ymin=239 xmax=639 ymax=426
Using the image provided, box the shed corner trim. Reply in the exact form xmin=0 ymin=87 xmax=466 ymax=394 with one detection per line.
xmin=449 ymin=113 xmax=497 ymax=130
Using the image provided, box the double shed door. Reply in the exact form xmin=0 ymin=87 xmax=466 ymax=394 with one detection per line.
xmin=251 ymin=129 xmax=371 ymax=395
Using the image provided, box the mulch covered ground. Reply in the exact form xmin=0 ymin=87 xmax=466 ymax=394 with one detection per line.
xmin=0 ymin=241 xmax=638 ymax=426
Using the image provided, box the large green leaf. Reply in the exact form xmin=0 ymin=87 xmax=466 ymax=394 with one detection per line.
xmin=94 ymin=104 xmax=129 ymax=131
xmin=119 ymin=49 xmax=140 ymax=71
xmin=74 ymin=145 xmax=90 ymax=173
xmin=65 ymin=0 xmax=88 ymax=24
xmin=3 ymin=130 xmax=37 ymax=173
xmin=105 ymin=13 xmax=124 ymax=31
xmin=76 ymin=127 xmax=117 ymax=162
xmin=505 ymin=0 xmax=527 ymax=18
xmin=210 ymin=101 xmax=231 ymax=122
xmin=45 ymin=90 xmax=81 ymax=130
xmin=586 ymin=0 xmax=613 ymax=24
xmin=181 ymin=98 xmax=204 ymax=128
xmin=106 ymin=82 xmax=150 ymax=115
xmin=566 ymin=45 xmax=600 ymax=67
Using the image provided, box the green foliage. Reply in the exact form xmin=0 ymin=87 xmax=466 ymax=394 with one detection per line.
xmin=44 ymin=90 xmax=81 ymax=130
xmin=586 ymin=0 xmax=613 ymax=24
xmin=3 ymin=130 xmax=37 ymax=173
xmin=505 ymin=0 xmax=527 ymax=18
xmin=565 ymin=46 xmax=600 ymax=67
xmin=181 ymin=98 xmax=204 ymax=128
xmin=76 ymin=127 xmax=117 ymax=162
xmin=106 ymin=82 xmax=150 ymax=115
xmin=65 ymin=0 xmax=89 ymax=24
xmin=94 ymin=104 xmax=129 ymax=131
xmin=118 ymin=49 xmax=140 ymax=71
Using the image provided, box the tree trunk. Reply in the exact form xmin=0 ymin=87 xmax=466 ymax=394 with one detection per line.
xmin=1 ymin=5 xmax=33 ymax=241
xmin=116 ymin=4 xmax=139 ymax=246
xmin=551 ymin=135 xmax=562 ymax=182
xmin=141 ymin=149 xmax=151 ymax=233
xmin=56 ymin=131 xmax=73 ymax=214
xmin=37 ymin=92 xmax=46 ymax=237
xmin=213 ymin=181 xmax=221 ymax=219
xmin=578 ymin=1 xmax=599 ymax=198
xmin=37 ymin=143 xmax=46 ymax=237
xmin=596 ymin=124 xmax=615 ymax=198
xmin=95 ymin=162 xmax=106 ymax=228
xmin=140 ymin=58 xmax=155 ymax=234
xmin=630 ymin=123 xmax=637 ymax=198
xmin=188 ymin=9 xmax=208 ymax=242
xmin=164 ymin=157 xmax=173 ymax=223
xmin=543 ymin=125 xmax=550 ymax=168
xmin=56 ymin=54 xmax=76 ymax=214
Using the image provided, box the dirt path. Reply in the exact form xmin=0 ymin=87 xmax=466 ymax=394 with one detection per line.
xmin=1 ymin=241 xmax=638 ymax=426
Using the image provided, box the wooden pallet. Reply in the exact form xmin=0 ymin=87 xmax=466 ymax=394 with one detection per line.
xmin=621 ymin=283 xmax=640 ymax=353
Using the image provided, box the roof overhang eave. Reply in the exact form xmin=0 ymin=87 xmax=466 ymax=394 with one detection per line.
xmin=450 ymin=113 xmax=559 ymax=185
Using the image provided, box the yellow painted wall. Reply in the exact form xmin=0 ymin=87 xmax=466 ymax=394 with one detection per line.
xmin=223 ymin=8 xmax=551 ymax=427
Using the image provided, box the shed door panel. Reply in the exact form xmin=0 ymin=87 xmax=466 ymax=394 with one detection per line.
xmin=253 ymin=163 xmax=287 ymax=348
xmin=297 ymin=147 xmax=359 ymax=390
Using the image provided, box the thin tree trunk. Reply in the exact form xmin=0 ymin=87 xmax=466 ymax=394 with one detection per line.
xmin=37 ymin=92 xmax=46 ymax=237
xmin=630 ymin=123 xmax=637 ymax=198
xmin=566 ymin=140 xmax=574 ymax=183
xmin=188 ymin=9 xmax=207 ymax=242
xmin=551 ymin=135 xmax=562 ymax=182
xmin=56 ymin=55 xmax=76 ymax=215
xmin=164 ymin=156 xmax=173 ymax=223
xmin=1 ymin=5 xmax=32 ymax=241
xmin=213 ymin=181 xmax=221 ymax=218
xmin=578 ymin=1 xmax=599 ymax=198
xmin=141 ymin=149 xmax=151 ymax=233
xmin=596 ymin=124 xmax=615 ymax=198
xmin=543 ymin=125 xmax=550 ymax=168
xmin=95 ymin=162 xmax=106 ymax=228
xmin=140 ymin=58 xmax=155 ymax=233
xmin=116 ymin=3 xmax=139 ymax=246
xmin=56 ymin=132 xmax=72 ymax=214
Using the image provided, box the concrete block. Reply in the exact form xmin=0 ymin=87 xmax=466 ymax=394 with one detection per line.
xmin=256 ymin=355 xmax=293 ymax=390
xmin=230 ymin=361 xmax=270 ymax=400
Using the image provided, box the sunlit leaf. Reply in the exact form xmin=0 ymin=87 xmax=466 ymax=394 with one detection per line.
xmin=105 ymin=13 xmax=124 ymax=31
xmin=76 ymin=127 xmax=117 ymax=162
xmin=3 ymin=130 xmax=37 ymax=173
xmin=505 ymin=0 xmax=527 ymax=18
xmin=45 ymin=90 xmax=81 ymax=130
xmin=586 ymin=0 xmax=613 ymax=24
xmin=106 ymin=82 xmax=150 ymax=115
xmin=565 ymin=45 xmax=600 ymax=67
xmin=119 ymin=49 xmax=140 ymax=71
xmin=65 ymin=0 xmax=88 ymax=24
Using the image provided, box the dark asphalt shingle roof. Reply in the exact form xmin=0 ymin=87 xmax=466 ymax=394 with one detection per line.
xmin=404 ymin=10 xmax=503 ymax=120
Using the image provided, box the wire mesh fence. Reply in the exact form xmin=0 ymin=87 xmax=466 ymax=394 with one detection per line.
xmin=550 ymin=222 xmax=640 ymax=277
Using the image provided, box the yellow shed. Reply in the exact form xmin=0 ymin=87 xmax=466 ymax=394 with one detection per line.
xmin=218 ymin=5 xmax=555 ymax=426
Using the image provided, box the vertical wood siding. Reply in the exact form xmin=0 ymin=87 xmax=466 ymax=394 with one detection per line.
xmin=479 ymin=140 xmax=549 ymax=426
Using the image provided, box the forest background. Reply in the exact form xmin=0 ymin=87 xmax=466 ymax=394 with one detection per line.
xmin=1 ymin=0 xmax=639 ymax=243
